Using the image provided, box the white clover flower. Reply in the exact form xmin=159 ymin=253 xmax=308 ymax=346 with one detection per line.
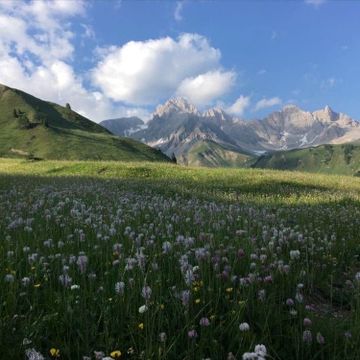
xmin=115 ymin=281 xmax=125 ymax=295
xmin=290 ymin=250 xmax=300 ymax=260
xmin=138 ymin=304 xmax=148 ymax=314
xmin=25 ymin=348 xmax=45 ymax=360
xmin=239 ymin=322 xmax=250 ymax=332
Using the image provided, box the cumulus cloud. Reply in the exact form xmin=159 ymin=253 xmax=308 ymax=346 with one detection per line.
xmin=226 ymin=95 xmax=251 ymax=116
xmin=0 ymin=2 xmax=238 ymax=120
xmin=254 ymin=97 xmax=282 ymax=111
xmin=0 ymin=0 xmax=149 ymax=121
xmin=176 ymin=70 xmax=236 ymax=106
xmin=92 ymin=33 xmax=235 ymax=106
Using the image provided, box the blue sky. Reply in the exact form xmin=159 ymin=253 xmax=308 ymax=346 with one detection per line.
xmin=0 ymin=0 xmax=359 ymax=121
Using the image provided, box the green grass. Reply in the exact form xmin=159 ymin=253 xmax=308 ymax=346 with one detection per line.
xmin=0 ymin=84 xmax=169 ymax=162
xmin=1 ymin=159 xmax=360 ymax=359
xmin=254 ymin=142 xmax=360 ymax=176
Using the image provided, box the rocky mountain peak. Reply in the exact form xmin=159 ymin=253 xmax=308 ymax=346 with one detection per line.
xmin=203 ymin=107 xmax=232 ymax=122
xmin=153 ymin=97 xmax=200 ymax=117
xmin=313 ymin=105 xmax=338 ymax=122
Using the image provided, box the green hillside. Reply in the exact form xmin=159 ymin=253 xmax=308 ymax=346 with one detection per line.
xmin=254 ymin=142 xmax=360 ymax=176
xmin=185 ymin=139 xmax=255 ymax=167
xmin=0 ymin=84 xmax=169 ymax=162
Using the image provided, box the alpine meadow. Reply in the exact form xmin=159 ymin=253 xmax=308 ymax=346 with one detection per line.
xmin=1 ymin=1 xmax=360 ymax=360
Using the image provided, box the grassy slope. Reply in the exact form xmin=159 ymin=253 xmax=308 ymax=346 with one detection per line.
xmin=0 ymin=84 xmax=169 ymax=162
xmin=254 ymin=142 xmax=360 ymax=176
xmin=1 ymin=158 xmax=359 ymax=201
xmin=186 ymin=140 xmax=255 ymax=168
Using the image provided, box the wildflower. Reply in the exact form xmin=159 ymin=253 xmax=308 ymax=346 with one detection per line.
xmin=242 ymin=344 xmax=267 ymax=360
xmin=239 ymin=322 xmax=250 ymax=332
xmin=295 ymin=292 xmax=303 ymax=303
xmin=303 ymin=330 xmax=312 ymax=344
xmin=22 ymin=277 xmax=31 ymax=287
xmin=290 ymin=250 xmax=300 ymax=260
xmin=303 ymin=318 xmax=312 ymax=327
xmin=138 ymin=304 xmax=148 ymax=314
xmin=33 ymin=283 xmax=41 ymax=288
xmin=110 ymin=350 xmax=122 ymax=358
xmin=258 ymin=289 xmax=266 ymax=302
xmin=226 ymin=287 xmax=233 ymax=293
xmin=162 ymin=241 xmax=172 ymax=254
xmin=59 ymin=274 xmax=72 ymax=287
xmin=127 ymin=347 xmax=135 ymax=355
xmin=49 ymin=348 xmax=60 ymax=357
xmin=199 ymin=317 xmax=210 ymax=327
xmin=138 ymin=322 xmax=144 ymax=330
xmin=4 ymin=274 xmax=15 ymax=283
xmin=25 ymin=348 xmax=45 ymax=360
xmin=195 ymin=298 xmax=201 ymax=304
xmin=94 ymin=351 xmax=105 ymax=360
xmin=316 ymin=332 xmax=325 ymax=344
xmin=181 ymin=290 xmax=190 ymax=306
xmin=254 ymin=344 xmax=267 ymax=358
xmin=188 ymin=329 xmax=198 ymax=339
xmin=141 ymin=285 xmax=152 ymax=300
xmin=355 ymin=272 xmax=360 ymax=283
xmin=70 ymin=284 xmax=80 ymax=290
xmin=159 ymin=332 xmax=167 ymax=342
xmin=76 ymin=255 xmax=88 ymax=273
xmin=115 ymin=281 xmax=125 ymax=295
xmin=286 ymin=298 xmax=294 ymax=306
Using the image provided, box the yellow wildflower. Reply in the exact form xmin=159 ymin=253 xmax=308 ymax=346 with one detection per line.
xmin=138 ymin=322 xmax=144 ymax=330
xmin=110 ymin=350 xmax=122 ymax=358
xmin=49 ymin=348 xmax=60 ymax=357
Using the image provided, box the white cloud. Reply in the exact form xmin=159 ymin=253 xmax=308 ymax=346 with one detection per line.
xmin=226 ymin=95 xmax=251 ymax=116
xmin=305 ymin=0 xmax=326 ymax=7
xmin=257 ymin=69 xmax=267 ymax=75
xmin=254 ymin=97 xmax=282 ymax=111
xmin=92 ymin=33 xmax=234 ymax=106
xmin=174 ymin=1 xmax=184 ymax=21
xmin=0 ymin=0 xmax=149 ymax=122
xmin=176 ymin=70 xmax=236 ymax=106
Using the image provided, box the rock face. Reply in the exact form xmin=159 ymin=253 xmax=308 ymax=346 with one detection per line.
xmin=103 ymin=97 xmax=360 ymax=165
xmin=100 ymin=117 xmax=146 ymax=137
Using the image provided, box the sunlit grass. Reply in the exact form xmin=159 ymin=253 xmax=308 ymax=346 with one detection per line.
xmin=1 ymin=158 xmax=360 ymax=359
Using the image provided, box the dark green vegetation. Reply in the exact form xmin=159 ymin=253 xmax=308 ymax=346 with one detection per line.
xmin=254 ymin=142 xmax=360 ymax=176
xmin=1 ymin=159 xmax=360 ymax=359
xmin=0 ymin=84 xmax=169 ymax=162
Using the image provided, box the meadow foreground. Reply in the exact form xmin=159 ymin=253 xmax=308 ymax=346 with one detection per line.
xmin=1 ymin=159 xmax=360 ymax=359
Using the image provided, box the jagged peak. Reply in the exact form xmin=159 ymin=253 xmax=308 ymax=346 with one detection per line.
xmin=153 ymin=97 xmax=199 ymax=117
xmin=203 ymin=107 xmax=228 ymax=117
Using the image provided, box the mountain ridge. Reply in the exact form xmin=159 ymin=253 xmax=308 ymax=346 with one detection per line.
xmin=101 ymin=97 xmax=360 ymax=166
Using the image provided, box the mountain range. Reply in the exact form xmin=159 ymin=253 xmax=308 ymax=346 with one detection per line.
xmin=100 ymin=98 xmax=360 ymax=170
xmin=0 ymin=83 xmax=169 ymax=162
xmin=0 ymin=83 xmax=359 ymax=176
